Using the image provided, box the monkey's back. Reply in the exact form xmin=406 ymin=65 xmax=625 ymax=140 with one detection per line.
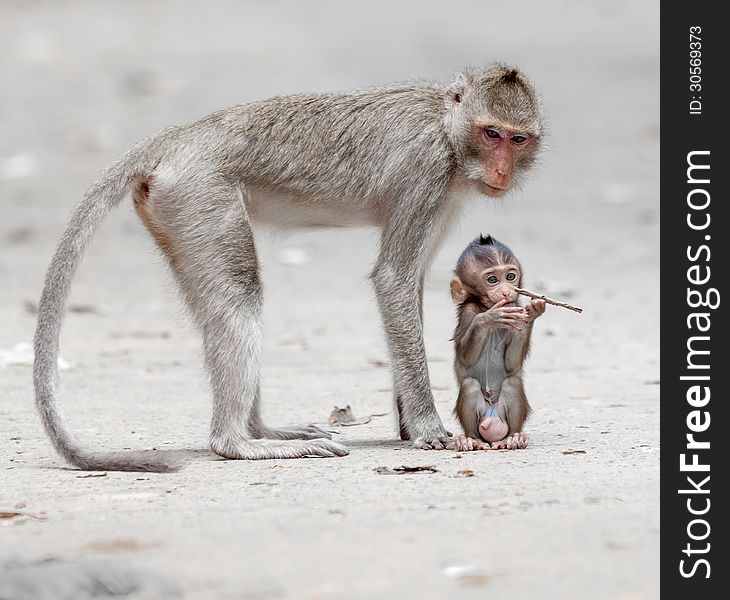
xmin=176 ymin=84 xmax=457 ymax=202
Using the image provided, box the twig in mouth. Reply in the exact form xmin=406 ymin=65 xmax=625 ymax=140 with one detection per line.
xmin=514 ymin=287 xmax=583 ymax=314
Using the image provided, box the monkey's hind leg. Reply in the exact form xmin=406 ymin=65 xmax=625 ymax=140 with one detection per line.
xmin=247 ymin=406 xmax=333 ymax=441
xmin=443 ymin=379 xmax=491 ymax=451
xmin=140 ymin=179 xmax=347 ymax=460
xmin=394 ymin=272 xmax=426 ymax=441
xmin=490 ymin=375 xmax=530 ymax=450
xmin=395 ymin=393 xmax=410 ymax=440
xmin=458 ymin=378 xmax=508 ymax=442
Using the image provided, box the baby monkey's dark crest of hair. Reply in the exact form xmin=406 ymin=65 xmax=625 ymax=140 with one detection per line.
xmin=501 ymin=69 xmax=520 ymax=84
xmin=456 ymin=234 xmax=519 ymax=273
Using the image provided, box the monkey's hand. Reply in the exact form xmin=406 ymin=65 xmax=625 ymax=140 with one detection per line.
xmin=524 ymin=299 xmax=546 ymax=324
xmin=479 ymin=299 xmax=527 ymax=331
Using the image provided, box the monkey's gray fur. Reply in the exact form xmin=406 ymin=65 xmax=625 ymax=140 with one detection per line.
xmin=34 ymin=63 xmax=543 ymax=471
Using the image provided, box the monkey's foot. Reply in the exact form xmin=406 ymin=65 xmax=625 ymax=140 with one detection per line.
xmin=409 ymin=413 xmax=449 ymax=449
xmin=211 ymin=437 xmax=349 ymax=460
xmin=445 ymin=434 xmax=491 ymax=452
xmin=414 ymin=435 xmax=453 ymax=450
xmin=262 ymin=424 xmax=332 ymax=441
xmin=491 ymin=432 xmax=529 ymax=450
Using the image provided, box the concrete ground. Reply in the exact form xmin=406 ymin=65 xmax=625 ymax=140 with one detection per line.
xmin=0 ymin=1 xmax=659 ymax=598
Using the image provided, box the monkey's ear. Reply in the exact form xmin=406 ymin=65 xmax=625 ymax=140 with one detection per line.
xmin=444 ymin=73 xmax=468 ymax=109
xmin=450 ymin=276 xmax=470 ymax=304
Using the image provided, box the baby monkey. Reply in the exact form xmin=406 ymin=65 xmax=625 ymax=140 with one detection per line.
xmin=448 ymin=235 xmax=545 ymax=451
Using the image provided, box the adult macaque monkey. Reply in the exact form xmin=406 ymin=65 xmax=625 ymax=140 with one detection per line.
xmin=34 ymin=64 xmax=543 ymax=471
xmin=448 ymin=235 xmax=545 ymax=451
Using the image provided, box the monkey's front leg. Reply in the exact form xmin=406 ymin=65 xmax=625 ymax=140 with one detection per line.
xmin=395 ymin=271 xmax=425 ymax=441
xmin=372 ymin=264 xmax=448 ymax=449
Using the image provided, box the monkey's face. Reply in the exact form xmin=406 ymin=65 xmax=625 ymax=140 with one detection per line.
xmin=475 ymin=262 xmax=521 ymax=307
xmin=450 ymin=118 xmax=540 ymax=196
xmin=450 ymin=261 xmax=522 ymax=308
xmin=473 ymin=123 xmax=536 ymax=196
xmin=444 ymin=65 xmax=542 ymax=196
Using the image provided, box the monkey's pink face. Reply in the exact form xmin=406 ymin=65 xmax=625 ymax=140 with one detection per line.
xmin=475 ymin=125 xmax=534 ymax=196
xmin=476 ymin=263 xmax=521 ymax=306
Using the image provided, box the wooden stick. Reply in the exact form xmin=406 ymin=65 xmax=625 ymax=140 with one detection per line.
xmin=514 ymin=287 xmax=583 ymax=314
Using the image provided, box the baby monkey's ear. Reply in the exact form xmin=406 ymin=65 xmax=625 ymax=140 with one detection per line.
xmin=450 ymin=276 xmax=470 ymax=305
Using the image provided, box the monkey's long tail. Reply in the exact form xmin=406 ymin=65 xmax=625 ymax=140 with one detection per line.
xmin=33 ymin=131 xmax=184 ymax=472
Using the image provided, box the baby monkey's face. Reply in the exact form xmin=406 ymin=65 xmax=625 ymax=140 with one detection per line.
xmin=471 ymin=263 xmax=521 ymax=308
xmin=449 ymin=237 xmax=523 ymax=309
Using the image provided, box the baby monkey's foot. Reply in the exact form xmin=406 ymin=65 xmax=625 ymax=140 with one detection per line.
xmin=491 ymin=432 xmax=529 ymax=450
xmin=446 ymin=434 xmax=492 ymax=452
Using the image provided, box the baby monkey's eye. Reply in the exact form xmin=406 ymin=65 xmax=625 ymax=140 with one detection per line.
xmin=484 ymin=128 xmax=501 ymax=139
xmin=511 ymin=134 xmax=529 ymax=144
xmin=487 ymin=275 xmax=498 ymax=284
xmin=506 ymin=272 xmax=517 ymax=281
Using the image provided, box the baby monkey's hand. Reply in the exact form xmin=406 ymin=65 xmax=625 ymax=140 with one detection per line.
xmin=524 ymin=299 xmax=546 ymax=324
xmin=481 ymin=299 xmax=527 ymax=331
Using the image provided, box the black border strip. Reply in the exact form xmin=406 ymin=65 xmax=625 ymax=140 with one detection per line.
xmin=661 ymin=4 xmax=727 ymax=593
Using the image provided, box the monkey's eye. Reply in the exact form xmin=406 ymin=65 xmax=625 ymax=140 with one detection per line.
xmin=506 ymin=272 xmax=517 ymax=281
xmin=511 ymin=134 xmax=529 ymax=144
xmin=484 ymin=128 xmax=502 ymax=140
xmin=486 ymin=275 xmax=498 ymax=284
